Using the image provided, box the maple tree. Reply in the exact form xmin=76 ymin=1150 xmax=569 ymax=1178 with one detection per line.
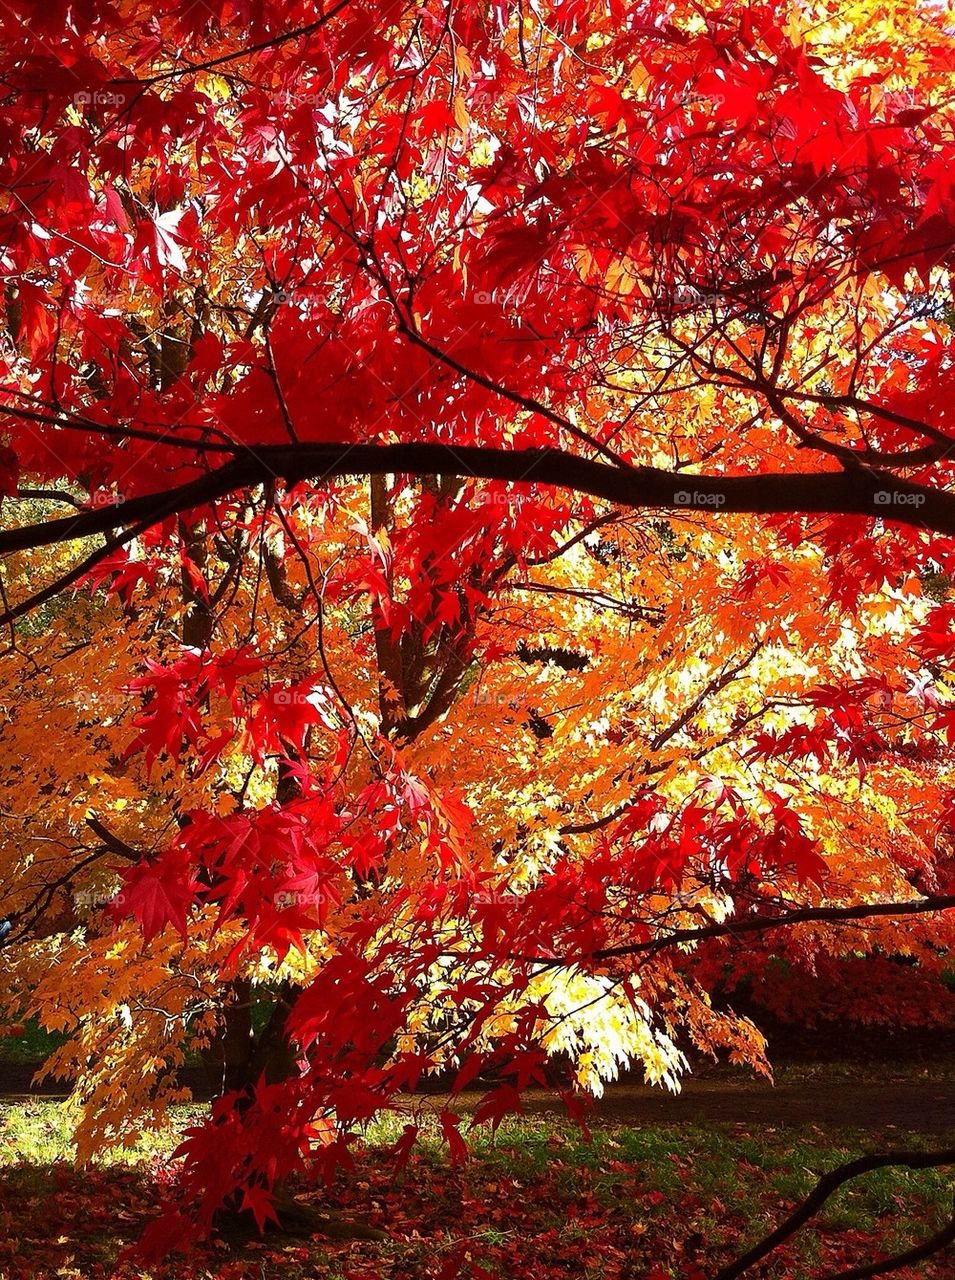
xmin=0 ymin=0 xmax=955 ymax=1266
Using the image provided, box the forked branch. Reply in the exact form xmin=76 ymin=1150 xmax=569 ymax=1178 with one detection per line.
xmin=714 ymin=1148 xmax=955 ymax=1280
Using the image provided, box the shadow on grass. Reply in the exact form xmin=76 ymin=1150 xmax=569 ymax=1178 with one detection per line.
xmin=0 ymin=1164 xmax=353 ymax=1280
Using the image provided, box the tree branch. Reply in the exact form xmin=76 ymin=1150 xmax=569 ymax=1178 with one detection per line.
xmin=85 ymin=816 xmax=145 ymax=863
xmin=490 ymin=898 xmax=955 ymax=969
xmin=115 ymin=0 xmax=355 ymax=88
xmin=3 ymin=442 xmax=955 ymax=562
xmin=714 ymin=1148 xmax=955 ymax=1280
xmin=586 ymin=895 xmax=955 ymax=963
xmin=824 ymin=1202 xmax=955 ymax=1279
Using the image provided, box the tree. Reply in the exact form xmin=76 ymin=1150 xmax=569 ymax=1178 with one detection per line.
xmin=0 ymin=0 xmax=954 ymax=1262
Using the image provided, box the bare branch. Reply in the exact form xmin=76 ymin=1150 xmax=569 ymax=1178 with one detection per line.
xmin=587 ymin=895 xmax=955 ymax=963
xmin=2 ymin=442 xmax=954 ymax=563
xmin=715 ymin=1148 xmax=955 ymax=1280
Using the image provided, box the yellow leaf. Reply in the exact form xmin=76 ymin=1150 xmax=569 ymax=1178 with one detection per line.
xmin=453 ymin=93 xmax=470 ymax=132
xmin=455 ymin=46 xmax=473 ymax=81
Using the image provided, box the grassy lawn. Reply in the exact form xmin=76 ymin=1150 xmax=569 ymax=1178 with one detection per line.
xmin=0 ymin=1099 xmax=952 ymax=1279
xmin=728 ymin=1057 xmax=955 ymax=1087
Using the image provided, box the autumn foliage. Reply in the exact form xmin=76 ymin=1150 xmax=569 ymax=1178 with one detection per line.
xmin=0 ymin=0 xmax=954 ymax=1255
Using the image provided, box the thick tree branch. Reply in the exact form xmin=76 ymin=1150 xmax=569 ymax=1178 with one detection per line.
xmin=2 ymin=442 xmax=954 ymax=563
xmin=85 ymin=816 xmax=145 ymax=863
xmin=714 ymin=1148 xmax=955 ymax=1280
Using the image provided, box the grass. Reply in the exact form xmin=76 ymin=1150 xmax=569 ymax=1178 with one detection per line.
xmin=0 ymin=1098 xmax=952 ymax=1280
xmin=746 ymin=1057 xmax=955 ymax=1087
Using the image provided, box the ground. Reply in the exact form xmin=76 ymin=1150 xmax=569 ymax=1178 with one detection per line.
xmin=0 ymin=1058 xmax=953 ymax=1279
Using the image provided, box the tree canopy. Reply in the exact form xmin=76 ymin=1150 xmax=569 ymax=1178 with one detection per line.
xmin=0 ymin=0 xmax=954 ymax=1254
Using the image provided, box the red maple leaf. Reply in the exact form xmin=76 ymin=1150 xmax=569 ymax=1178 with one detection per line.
xmin=115 ymin=848 xmax=198 ymax=941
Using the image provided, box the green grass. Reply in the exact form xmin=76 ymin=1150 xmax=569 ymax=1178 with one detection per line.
xmin=754 ymin=1057 xmax=955 ymax=1086
xmin=1 ymin=1098 xmax=952 ymax=1279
